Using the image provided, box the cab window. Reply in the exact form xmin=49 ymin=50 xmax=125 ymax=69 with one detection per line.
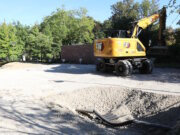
xmin=137 ymin=43 xmax=144 ymax=51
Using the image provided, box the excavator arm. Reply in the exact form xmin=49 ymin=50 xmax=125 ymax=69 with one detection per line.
xmin=131 ymin=6 xmax=166 ymax=46
xmin=131 ymin=13 xmax=160 ymax=38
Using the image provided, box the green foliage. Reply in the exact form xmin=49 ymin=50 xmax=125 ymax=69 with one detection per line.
xmin=41 ymin=8 xmax=94 ymax=45
xmin=167 ymin=28 xmax=180 ymax=63
xmin=108 ymin=0 xmax=159 ymax=31
xmin=14 ymin=21 xmax=29 ymax=56
xmin=0 ymin=7 xmax=95 ymax=62
xmin=150 ymin=0 xmax=159 ymax=14
xmin=141 ymin=0 xmax=151 ymax=17
xmin=164 ymin=27 xmax=176 ymax=46
xmin=140 ymin=0 xmax=158 ymax=17
xmin=168 ymin=44 xmax=180 ymax=62
xmin=93 ymin=21 xmax=105 ymax=39
xmin=168 ymin=0 xmax=180 ymax=25
xmin=8 ymin=24 xmax=19 ymax=61
xmin=110 ymin=0 xmax=140 ymax=30
xmin=0 ymin=61 xmax=7 ymax=67
xmin=40 ymin=8 xmax=95 ymax=61
xmin=174 ymin=28 xmax=180 ymax=44
xmin=0 ymin=3 xmax=178 ymax=63
xmin=106 ymin=0 xmax=159 ymax=47
xmin=26 ymin=25 xmax=53 ymax=62
xmin=0 ymin=23 xmax=9 ymax=59
xmin=0 ymin=22 xmax=20 ymax=61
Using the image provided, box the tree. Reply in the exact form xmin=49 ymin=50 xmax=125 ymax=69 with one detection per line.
xmin=168 ymin=0 xmax=180 ymax=25
xmin=41 ymin=8 xmax=94 ymax=45
xmin=141 ymin=0 xmax=151 ymax=17
xmin=8 ymin=24 xmax=19 ymax=61
xmin=168 ymin=28 xmax=180 ymax=62
xmin=0 ymin=22 xmax=21 ymax=61
xmin=140 ymin=0 xmax=159 ymax=17
xmin=174 ymin=28 xmax=180 ymax=45
xmin=41 ymin=10 xmax=67 ymax=60
xmin=150 ymin=0 xmax=159 ymax=14
xmin=164 ymin=27 xmax=176 ymax=46
xmin=26 ymin=25 xmax=52 ymax=62
xmin=0 ymin=22 xmax=9 ymax=60
xmin=40 ymin=8 xmax=95 ymax=61
xmin=93 ymin=21 xmax=105 ymax=39
xmin=14 ymin=21 xmax=29 ymax=60
xmin=138 ymin=0 xmax=159 ymax=47
xmin=106 ymin=0 xmax=160 ymax=47
xmin=110 ymin=0 xmax=140 ymax=30
xmin=26 ymin=25 xmax=38 ymax=61
xmin=36 ymin=33 xmax=53 ymax=62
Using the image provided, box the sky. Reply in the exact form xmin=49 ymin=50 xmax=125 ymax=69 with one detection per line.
xmin=0 ymin=0 xmax=179 ymax=28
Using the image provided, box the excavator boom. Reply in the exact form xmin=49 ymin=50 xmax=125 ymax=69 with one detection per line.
xmin=131 ymin=7 xmax=166 ymax=40
xmin=137 ymin=14 xmax=159 ymax=29
xmin=131 ymin=13 xmax=160 ymax=38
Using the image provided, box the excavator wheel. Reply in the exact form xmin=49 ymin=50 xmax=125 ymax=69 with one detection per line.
xmin=96 ymin=59 xmax=106 ymax=72
xmin=125 ymin=60 xmax=133 ymax=75
xmin=115 ymin=60 xmax=129 ymax=76
xmin=139 ymin=59 xmax=153 ymax=74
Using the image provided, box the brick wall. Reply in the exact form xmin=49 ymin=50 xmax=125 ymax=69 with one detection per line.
xmin=61 ymin=45 xmax=95 ymax=64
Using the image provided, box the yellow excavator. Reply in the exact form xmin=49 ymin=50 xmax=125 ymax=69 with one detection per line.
xmin=94 ymin=7 xmax=166 ymax=76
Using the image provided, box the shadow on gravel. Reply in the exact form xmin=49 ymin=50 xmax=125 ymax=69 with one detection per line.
xmin=45 ymin=64 xmax=95 ymax=74
xmin=0 ymin=100 xmax=121 ymax=135
xmin=45 ymin=64 xmax=116 ymax=77
xmin=45 ymin=64 xmax=180 ymax=84
xmin=136 ymin=105 xmax=180 ymax=135
xmin=130 ymin=68 xmax=180 ymax=84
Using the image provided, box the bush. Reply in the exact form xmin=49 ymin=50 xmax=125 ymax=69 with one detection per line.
xmin=153 ymin=43 xmax=180 ymax=68
xmin=0 ymin=61 xmax=7 ymax=67
xmin=168 ymin=44 xmax=180 ymax=62
xmin=164 ymin=27 xmax=176 ymax=46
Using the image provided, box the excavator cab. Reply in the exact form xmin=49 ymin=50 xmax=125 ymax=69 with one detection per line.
xmin=105 ymin=30 xmax=130 ymax=38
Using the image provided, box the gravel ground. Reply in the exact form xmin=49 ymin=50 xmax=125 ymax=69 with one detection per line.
xmin=0 ymin=62 xmax=180 ymax=134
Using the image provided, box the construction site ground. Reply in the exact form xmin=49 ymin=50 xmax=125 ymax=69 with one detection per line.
xmin=0 ymin=62 xmax=180 ymax=135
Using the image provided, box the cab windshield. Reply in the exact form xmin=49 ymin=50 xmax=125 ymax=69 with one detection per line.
xmin=105 ymin=30 xmax=130 ymax=38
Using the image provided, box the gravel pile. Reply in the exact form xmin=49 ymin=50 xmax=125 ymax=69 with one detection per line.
xmin=46 ymin=87 xmax=179 ymax=115
xmin=45 ymin=86 xmax=180 ymax=131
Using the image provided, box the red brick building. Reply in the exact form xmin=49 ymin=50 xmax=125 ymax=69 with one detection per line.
xmin=61 ymin=45 xmax=95 ymax=64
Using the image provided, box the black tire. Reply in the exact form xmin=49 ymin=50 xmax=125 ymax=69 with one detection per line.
xmin=96 ymin=59 xmax=106 ymax=72
xmin=115 ymin=60 xmax=129 ymax=76
xmin=125 ymin=60 xmax=133 ymax=75
xmin=139 ymin=59 xmax=153 ymax=74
